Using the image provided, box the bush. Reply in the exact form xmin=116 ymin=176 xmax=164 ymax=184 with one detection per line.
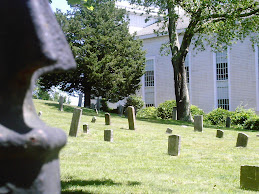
xmin=124 ymin=95 xmax=144 ymax=113
xmin=230 ymin=106 xmax=257 ymax=125
xmin=137 ymin=107 xmax=157 ymax=119
xmin=157 ymin=100 xmax=176 ymax=119
xmin=101 ymin=98 xmax=111 ymax=112
xmin=205 ymin=108 xmax=231 ymax=125
xmin=244 ymin=117 xmax=259 ymax=130
xmin=191 ymin=105 xmax=205 ymax=117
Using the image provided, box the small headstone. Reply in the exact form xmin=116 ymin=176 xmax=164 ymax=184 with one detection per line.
xmin=105 ymin=113 xmax=111 ymax=125
xmin=78 ymin=94 xmax=83 ymax=107
xmin=83 ymin=124 xmax=89 ymax=134
xmin=38 ymin=111 xmax=42 ymax=117
xmin=216 ymin=129 xmax=224 ymax=138
xmin=168 ymin=135 xmax=181 ymax=156
xmin=236 ymin=132 xmax=249 ymax=147
xmin=59 ymin=96 xmax=64 ymax=111
xmin=226 ymin=117 xmax=231 ymax=128
xmin=166 ymin=128 xmax=173 ymax=134
xmin=91 ymin=116 xmax=96 ymax=123
xmin=127 ymin=106 xmax=136 ymax=130
xmin=240 ymin=165 xmax=259 ymax=191
xmin=194 ymin=115 xmax=203 ymax=132
xmin=69 ymin=108 xmax=82 ymax=137
xmin=104 ymin=129 xmax=113 ymax=142
xmin=172 ymin=107 xmax=177 ymax=120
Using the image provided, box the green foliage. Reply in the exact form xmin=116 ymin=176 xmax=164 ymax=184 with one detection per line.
xmin=244 ymin=117 xmax=259 ymax=131
xmin=190 ymin=105 xmax=205 ymax=117
xmin=230 ymin=106 xmax=257 ymax=125
xmin=205 ymin=108 xmax=231 ymax=125
xmin=124 ymin=95 xmax=144 ymax=113
xmin=100 ymin=98 xmax=111 ymax=112
xmin=137 ymin=107 xmax=157 ymax=119
xmin=157 ymin=100 xmax=176 ymax=119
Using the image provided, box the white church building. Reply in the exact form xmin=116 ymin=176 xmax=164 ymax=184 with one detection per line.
xmin=116 ymin=2 xmax=259 ymax=114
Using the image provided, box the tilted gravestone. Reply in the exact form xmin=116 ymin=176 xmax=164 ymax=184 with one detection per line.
xmin=194 ymin=115 xmax=203 ymax=132
xmin=69 ymin=108 xmax=82 ymax=137
xmin=83 ymin=124 xmax=90 ymax=134
xmin=240 ymin=165 xmax=259 ymax=191
xmin=166 ymin=128 xmax=173 ymax=134
xmin=104 ymin=129 xmax=113 ymax=142
xmin=105 ymin=113 xmax=111 ymax=125
xmin=226 ymin=117 xmax=231 ymax=128
xmin=91 ymin=116 xmax=97 ymax=123
xmin=216 ymin=129 xmax=224 ymax=138
xmin=172 ymin=107 xmax=177 ymax=120
xmin=0 ymin=0 xmax=76 ymax=193
xmin=59 ymin=96 xmax=64 ymax=111
xmin=236 ymin=133 xmax=249 ymax=147
xmin=168 ymin=135 xmax=181 ymax=156
xmin=127 ymin=106 xmax=136 ymax=130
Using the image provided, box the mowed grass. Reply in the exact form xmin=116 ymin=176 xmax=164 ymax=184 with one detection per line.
xmin=33 ymin=99 xmax=259 ymax=193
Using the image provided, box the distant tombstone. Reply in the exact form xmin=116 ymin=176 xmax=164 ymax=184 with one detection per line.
xmin=166 ymin=128 xmax=173 ymax=134
xmin=69 ymin=108 xmax=82 ymax=137
xmin=38 ymin=111 xmax=42 ymax=117
xmin=257 ymin=134 xmax=259 ymax=137
xmin=127 ymin=106 xmax=136 ymax=130
xmin=104 ymin=129 xmax=113 ymax=142
xmin=236 ymin=133 xmax=249 ymax=147
xmin=105 ymin=113 xmax=111 ymax=125
xmin=226 ymin=117 xmax=231 ymax=128
xmin=194 ymin=115 xmax=203 ymax=132
xmin=83 ymin=124 xmax=89 ymax=134
xmin=168 ymin=135 xmax=181 ymax=156
xmin=118 ymin=105 xmax=124 ymax=116
xmin=172 ymin=107 xmax=177 ymax=120
xmin=216 ymin=129 xmax=224 ymax=138
xmin=78 ymin=94 xmax=83 ymax=107
xmin=59 ymin=96 xmax=64 ymax=111
xmin=96 ymin=97 xmax=101 ymax=111
xmin=91 ymin=116 xmax=97 ymax=123
xmin=240 ymin=165 xmax=259 ymax=191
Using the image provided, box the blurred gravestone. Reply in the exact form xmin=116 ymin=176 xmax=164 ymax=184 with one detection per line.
xmin=69 ymin=108 xmax=82 ymax=137
xmin=83 ymin=124 xmax=89 ymax=134
xmin=226 ymin=117 xmax=231 ymax=128
xmin=91 ymin=116 xmax=97 ymax=123
xmin=59 ymin=96 xmax=64 ymax=111
xmin=0 ymin=0 xmax=76 ymax=193
xmin=105 ymin=113 xmax=111 ymax=125
xmin=240 ymin=165 xmax=259 ymax=191
xmin=118 ymin=105 xmax=124 ymax=116
xmin=168 ymin=135 xmax=181 ymax=156
xmin=216 ymin=129 xmax=224 ymax=138
xmin=194 ymin=115 xmax=203 ymax=132
xmin=236 ymin=133 xmax=249 ymax=147
xmin=104 ymin=129 xmax=113 ymax=142
xmin=38 ymin=111 xmax=42 ymax=117
xmin=166 ymin=128 xmax=173 ymax=134
xmin=127 ymin=106 xmax=136 ymax=130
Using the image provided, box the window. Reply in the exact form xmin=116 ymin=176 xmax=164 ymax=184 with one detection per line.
xmin=216 ymin=51 xmax=228 ymax=80
xmin=145 ymin=59 xmax=154 ymax=87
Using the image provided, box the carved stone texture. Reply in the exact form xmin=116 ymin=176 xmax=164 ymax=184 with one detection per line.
xmin=105 ymin=113 xmax=111 ymax=125
xmin=69 ymin=108 xmax=82 ymax=137
xmin=0 ymin=0 xmax=76 ymax=193
xmin=240 ymin=165 xmax=259 ymax=191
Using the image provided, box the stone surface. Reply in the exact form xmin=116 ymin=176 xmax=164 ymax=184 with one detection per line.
xmin=69 ymin=108 xmax=82 ymax=137
xmin=78 ymin=94 xmax=83 ymax=107
xmin=240 ymin=165 xmax=259 ymax=191
xmin=226 ymin=117 xmax=231 ymax=128
xmin=83 ymin=124 xmax=89 ymax=134
xmin=216 ymin=129 xmax=224 ymax=138
xmin=127 ymin=106 xmax=136 ymax=130
xmin=104 ymin=129 xmax=113 ymax=142
xmin=194 ymin=115 xmax=203 ymax=132
xmin=166 ymin=128 xmax=173 ymax=134
xmin=236 ymin=133 xmax=249 ymax=147
xmin=105 ymin=113 xmax=111 ymax=125
xmin=59 ymin=96 xmax=64 ymax=111
xmin=38 ymin=111 xmax=42 ymax=117
xmin=168 ymin=135 xmax=181 ymax=156
xmin=0 ymin=0 xmax=76 ymax=192
xmin=91 ymin=116 xmax=97 ymax=123
xmin=172 ymin=107 xmax=177 ymax=120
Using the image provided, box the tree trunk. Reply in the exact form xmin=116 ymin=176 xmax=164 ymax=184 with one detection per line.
xmin=84 ymin=87 xmax=91 ymax=108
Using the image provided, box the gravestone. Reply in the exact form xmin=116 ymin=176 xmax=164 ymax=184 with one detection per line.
xmin=256 ymin=134 xmax=259 ymax=137
xmin=59 ymin=96 xmax=64 ymax=111
xmin=172 ymin=107 xmax=177 ymax=120
xmin=78 ymin=94 xmax=83 ymax=107
xmin=194 ymin=115 xmax=203 ymax=132
xmin=83 ymin=124 xmax=89 ymax=134
xmin=105 ymin=113 xmax=111 ymax=125
xmin=168 ymin=135 xmax=181 ymax=156
xmin=96 ymin=97 xmax=101 ymax=111
xmin=104 ymin=129 xmax=113 ymax=142
xmin=236 ymin=133 xmax=249 ymax=147
xmin=166 ymin=128 xmax=173 ymax=134
xmin=226 ymin=117 xmax=231 ymax=128
xmin=69 ymin=108 xmax=82 ymax=137
xmin=118 ymin=105 xmax=124 ymax=116
xmin=38 ymin=111 xmax=42 ymax=117
xmin=240 ymin=165 xmax=259 ymax=191
xmin=127 ymin=106 xmax=136 ymax=130
xmin=91 ymin=116 xmax=97 ymax=123
xmin=216 ymin=129 xmax=224 ymax=138
xmin=0 ymin=0 xmax=76 ymax=192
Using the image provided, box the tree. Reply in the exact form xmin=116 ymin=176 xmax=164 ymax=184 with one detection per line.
xmin=40 ymin=1 xmax=146 ymax=107
xmin=128 ymin=0 xmax=259 ymax=121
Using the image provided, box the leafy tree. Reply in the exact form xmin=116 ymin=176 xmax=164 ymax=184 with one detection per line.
xmin=40 ymin=1 xmax=145 ymax=107
xmin=129 ymin=0 xmax=259 ymax=121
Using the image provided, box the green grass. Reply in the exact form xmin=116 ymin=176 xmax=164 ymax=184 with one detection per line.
xmin=33 ymin=99 xmax=259 ymax=193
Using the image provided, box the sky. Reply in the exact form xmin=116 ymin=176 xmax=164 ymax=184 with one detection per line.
xmin=50 ymin=0 xmax=71 ymax=12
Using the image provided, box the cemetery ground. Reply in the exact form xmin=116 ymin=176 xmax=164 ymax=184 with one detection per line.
xmin=34 ymin=99 xmax=259 ymax=193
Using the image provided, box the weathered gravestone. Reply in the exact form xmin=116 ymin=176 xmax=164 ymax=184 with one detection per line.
xmin=105 ymin=113 xmax=111 ymax=125
xmin=104 ymin=129 xmax=113 ymax=142
xmin=166 ymin=128 xmax=173 ymax=134
xmin=226 ymin=117 xmax=231 ymax=128
xmin=216 ymin=129 xmax=224 ymax=138
xmin=236 ymin=133 xmax=249 ymax=147
xmin=127 ymin=106 xmax=136 ymax=130
xmin=78 ymin=94 xmax=83 ymax=107
xmin=91 ymin=116 xmax=97 ymax=123
xmin=69 ymin=108 xmax=82 ymax=137
xmin=172 ymin=107 xmax=177 ymax=120
xmin=59 ymin=96 xmax=64 ymax=111
xmin=168 ymin=135 xmax=181 ymax=156
xmin=194 ymin=115 xmax=203 ymax=132
xmin=38 ymin=111 xmax=42 ymax=117
xmin=0 ymin=0 xmax=76 ymax=193
xmin=83 ymin=124 xmax=89 ymax=134
xmin=240 ymin=165 xmax=259 ymax=191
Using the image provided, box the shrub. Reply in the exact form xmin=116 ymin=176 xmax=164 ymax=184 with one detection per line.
xmin=230 ymin=106 xmax=257 ymax=125
xmin=157 ymin=100 xmax=176 ymax=119
xmin=205 ymin=108 xmax=231 ymax=125
xmin=243 ymin=117 xmax=259 ymax=131
xmin=137 ymin=107 xmax=157 ymax=119
xmin=191 ymin=105 xmax=205 ymax=117
xmin=124 ymin=95 xmax=144 ymax=113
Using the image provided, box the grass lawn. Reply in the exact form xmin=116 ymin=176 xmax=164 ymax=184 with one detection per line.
xmin=34 ymin=99 xmax=259 ymax=193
